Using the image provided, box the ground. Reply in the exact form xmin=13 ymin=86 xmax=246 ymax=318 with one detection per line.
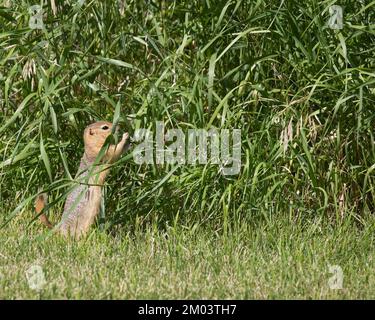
xmin=1 ymin=212 xmax=374 ymax=299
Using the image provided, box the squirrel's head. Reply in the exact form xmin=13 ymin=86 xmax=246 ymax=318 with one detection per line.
xmin=83 ymin=121 xmax=118 ymax=161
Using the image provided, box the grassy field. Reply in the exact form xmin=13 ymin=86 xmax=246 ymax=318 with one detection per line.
xmin=1 ymin=212 xmax=375 ymax=299
xmin=1 ymin=0 xmax=374 ymax=299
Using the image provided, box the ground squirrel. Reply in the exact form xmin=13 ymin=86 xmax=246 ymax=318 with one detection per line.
xmin=35 ymin=121 xmax=130 ymax=238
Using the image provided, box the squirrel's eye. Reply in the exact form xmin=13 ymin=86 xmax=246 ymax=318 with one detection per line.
xmin=101 ymin=125 xmax=109 ymax=130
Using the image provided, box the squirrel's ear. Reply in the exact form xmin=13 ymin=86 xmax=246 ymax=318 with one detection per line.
xmin=89 ymin=128 xmax=94 ymax=135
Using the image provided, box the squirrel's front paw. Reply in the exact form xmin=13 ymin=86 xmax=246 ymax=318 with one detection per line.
xmin=121 ymin=132 xmax=132 ymax=152
xmin=122 ymin=132 xmax=129 ymax=142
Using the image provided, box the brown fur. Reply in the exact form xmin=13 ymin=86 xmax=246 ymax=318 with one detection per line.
xmin=35 ymin=121 xmax=129 ymax=239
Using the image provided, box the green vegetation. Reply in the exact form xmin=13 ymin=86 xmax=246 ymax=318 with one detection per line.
xmin=0 ymin=0 xmax=374 ymax=299
xmin=1 ymin=212 xmax=375 ymax=299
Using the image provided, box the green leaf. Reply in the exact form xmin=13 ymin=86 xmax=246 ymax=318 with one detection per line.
xmin=40 ymin=133 xmax=52 ymax=183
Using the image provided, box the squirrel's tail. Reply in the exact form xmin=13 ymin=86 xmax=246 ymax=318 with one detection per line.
xmin=35 ymin=193 xmax=54 ymax=229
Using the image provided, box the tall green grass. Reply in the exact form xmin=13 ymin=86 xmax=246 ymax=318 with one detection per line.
xmin=1 ymin=0 xmax=374 ymax=231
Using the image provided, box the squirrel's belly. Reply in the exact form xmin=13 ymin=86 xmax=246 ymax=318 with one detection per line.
xmin=59 ymin=184 xmax=102 ymax=238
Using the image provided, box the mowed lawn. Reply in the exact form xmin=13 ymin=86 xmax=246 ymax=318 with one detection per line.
xmin=1 ymin=0 xmax=374 ymax=301
xmin=1 ymin=212 xmax=374 ymax=299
